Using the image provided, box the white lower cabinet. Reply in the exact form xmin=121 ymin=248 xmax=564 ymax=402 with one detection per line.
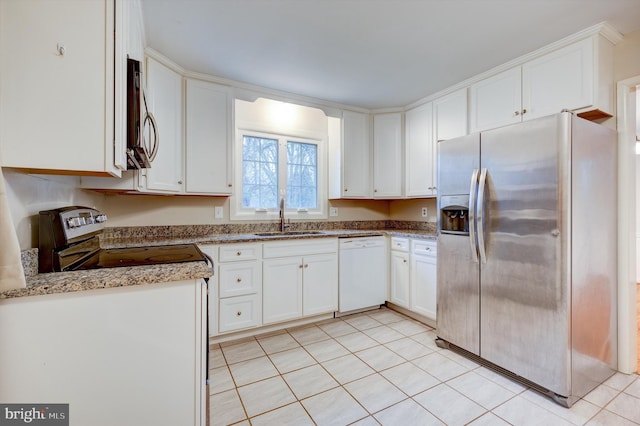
xmin=263 ymin=239 xmax=338 ymax=325
xmin=410 ymin=240 xmax=437 ymax=320
xmin=390 ymin=239 xmax=410 ymax=308
xmin=389 ymin=237 xmax=438 ymax=321
xmin=0 ymin=280 xmax=208 ymax=426
xmin=203 ymin=243 xmax=262 ymax=335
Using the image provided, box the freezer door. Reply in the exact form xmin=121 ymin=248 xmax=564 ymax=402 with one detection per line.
xmin=437 ymin=134 xmax=480 ymax=196
xmin=436 ymin=233 xmax=480 ymax=355
xmin=479 ymin=113 xmax=569 ymax=396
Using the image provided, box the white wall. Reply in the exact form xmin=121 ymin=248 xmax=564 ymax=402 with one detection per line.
xmin=3 ymin=171 xmax=105 ymax=249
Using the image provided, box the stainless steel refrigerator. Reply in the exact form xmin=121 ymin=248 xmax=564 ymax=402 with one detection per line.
xmin=435 ymin=112 xmax=617 ymax=407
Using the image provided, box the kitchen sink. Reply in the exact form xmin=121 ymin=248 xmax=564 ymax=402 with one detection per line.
xmin=253 ymin=231 xmax=325 ymax=237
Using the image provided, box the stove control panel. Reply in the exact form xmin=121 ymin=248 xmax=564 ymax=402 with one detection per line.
xmin=59 ymin=208 xmax=106 ymax=242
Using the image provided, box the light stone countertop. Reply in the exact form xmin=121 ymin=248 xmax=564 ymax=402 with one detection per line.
xmin=2 ymin=228 xmax=436 ymax=300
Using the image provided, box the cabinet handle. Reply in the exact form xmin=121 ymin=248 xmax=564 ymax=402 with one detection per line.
xmin=236 ymin=277 xmax=242 ymax=283
xmin=236 ymin=311 xmax=242 ymax=317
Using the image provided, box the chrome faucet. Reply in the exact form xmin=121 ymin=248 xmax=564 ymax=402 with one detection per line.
xmin=279 ymin=197 xmax=286 ymax=232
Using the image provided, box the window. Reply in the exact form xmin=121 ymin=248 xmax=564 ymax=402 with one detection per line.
xmin=233 ymin=130 xmax=326 ymax=220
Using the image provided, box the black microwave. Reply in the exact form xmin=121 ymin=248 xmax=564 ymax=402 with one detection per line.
xmin=126 ymin=58 xmax=158 ymax=169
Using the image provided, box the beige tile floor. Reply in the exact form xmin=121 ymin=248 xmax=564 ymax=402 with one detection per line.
xmin=209 ymin=307 xmax=640 ymax=426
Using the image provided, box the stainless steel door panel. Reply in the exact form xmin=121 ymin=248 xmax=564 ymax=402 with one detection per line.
xmin=479 ymin=114 xmax=570 ymax=395
xmin=437 ymin=233 xmax=480 ymax=355
xmin=437 ymin=134 xmax=480 ymax=196
xmin=569 ymin=115 xmax=617 ymax=398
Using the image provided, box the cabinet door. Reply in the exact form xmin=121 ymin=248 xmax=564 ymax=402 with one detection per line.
xmin=263 ymin=257 xmax=303 ymax=324
xmin=373 ymin=113 xmax=403 ymax=198
xmin=469 ymin=67 xmax=522 ymax=133
xmin=341 ymin=111 xmax=371 ymax=198
xmin=433 ymin=88 xmax=468 ymax=142
xmin=411 ymin=251 xmax=437 ymax=320
xmin=144 ymin=57 xmax=183 ymax=192
xmin=405 ymin=103 xmax=435 ymax=197
xmin=390 ymin=251 xmax=410 ymax=309
xmin=185 ymin=79 xmax=233 ymax=194
xmin=0 ymin=0 xmax=119 ymax=176
xmin=302 ymin=253 xmax=338 ymax=316
xmin=522 ymin=38 xmax=593 ymax=121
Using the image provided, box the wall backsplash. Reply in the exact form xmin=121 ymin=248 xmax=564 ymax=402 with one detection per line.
xmin=4 ymin=169 xmax=437 ymax=250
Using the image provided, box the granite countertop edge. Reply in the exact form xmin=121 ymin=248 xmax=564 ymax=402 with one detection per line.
xmin=2 ymin=229 xmax=436 ymax=300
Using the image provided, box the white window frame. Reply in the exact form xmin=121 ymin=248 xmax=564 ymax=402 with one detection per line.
xmin=231 ymin=126 xmax=327 ymax=221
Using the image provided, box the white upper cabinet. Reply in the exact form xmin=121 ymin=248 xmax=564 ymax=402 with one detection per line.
xmin=522 ymin=35 xmax=613 ymax=120
xmin=340 ymin=110 xmax=372 ymax=198
xmin=469 ymin=67 xmax=522 ymax=133
xmin=471 ymin=34 xmax=615 ymax=133
xmin=373 ymin=113 xmax=403 ymax=198
xmin=404 ymin=103 xmax=435 ymax=197
xmin=433 ymin=88 xmax=468 ymax=142
xmin=185 ymin=79 xmax=233 ymax=195
xmin=143 ymin=57 xmax=184 ymax=192
xmin=0 ymin=0 xmax=125 ymax=176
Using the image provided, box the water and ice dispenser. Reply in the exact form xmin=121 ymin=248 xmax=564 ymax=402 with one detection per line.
xmin=439 ymin=195 xmax=470 ymax=234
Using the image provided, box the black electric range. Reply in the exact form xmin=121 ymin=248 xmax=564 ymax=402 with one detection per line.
xmin=38 ymin=206 xmax=208 ymax=273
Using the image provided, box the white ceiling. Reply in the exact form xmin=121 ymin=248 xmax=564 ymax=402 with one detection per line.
xmin=141 ymin=0 xmax=640 ymax=110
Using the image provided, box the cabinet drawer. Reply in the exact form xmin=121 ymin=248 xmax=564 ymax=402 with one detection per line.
xmin=219 ymin=294 xmax=261 ymax=333
xmin=412 ymin=240 xmax=437 ymax=257
xmin=219 ymin=244 xmax=262 ymax=262
xmin=390 ymin=237 xmax=409 ymax=252
xmin=263 ymin=238 xmax=338 ymax=258
xmin=219 ymin=261 xmax=261 ymax=298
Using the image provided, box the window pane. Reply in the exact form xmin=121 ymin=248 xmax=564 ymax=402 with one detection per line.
xmin=242 ymin=135 xmax=278 ymax=209
xmin=286 ymin=141 xmax=317 ymax=209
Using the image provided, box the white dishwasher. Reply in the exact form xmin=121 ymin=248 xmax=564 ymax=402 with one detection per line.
xmin=338 ymin=236 xmax=387 ymax=313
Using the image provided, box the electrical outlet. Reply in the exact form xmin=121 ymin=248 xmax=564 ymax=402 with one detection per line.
xmin=329 ymin=207 xmax=338 ymax=217
xmin=421 ymin=207 xmax=428 ymax=217
xmin=214 ymin=206 xmax=224 ymax=219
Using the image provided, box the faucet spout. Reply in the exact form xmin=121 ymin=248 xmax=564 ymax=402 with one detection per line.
xmin=279 ymin=197 xmax=285 ymax=232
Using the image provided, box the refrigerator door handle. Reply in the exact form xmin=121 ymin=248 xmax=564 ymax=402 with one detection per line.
xmin=468 ymin=168 xmax=479 ymax=263
xmin=476 ymin=168 xmax=488 ymax=264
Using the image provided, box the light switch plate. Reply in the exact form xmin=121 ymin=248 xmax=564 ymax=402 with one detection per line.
xmin=329 ymin=207 xmax=338 ymax=217
xmin=214 ymin=206 xmax=224 ymax=219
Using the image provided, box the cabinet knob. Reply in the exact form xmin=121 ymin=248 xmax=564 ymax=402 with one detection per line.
xmin=236 ymin=277 xmax=242 ymax=283
xmin=178 ymin=180 xmax=183 ymax=184
xmin=344 ymin=188 xmax=348 ymax=192
xmin=236 ymin=251 xmax=242 ymax=256
xmin=403 ymin=259 xmax=407 ymax=263
xmin=514 ymin=111 xmax=520 ymax=116
xmin=304 ymin=264 xmax=309 ymax=268
xmin=374 ymin=189 xmax=378 ymax=193
xmin=228 ymin=183 xmax=233 ymax=187
xmin=299 ymin=264 xmax=304 ymax=269
xmin=236 ymin=311 xmax=242 ymax=317
xmin=521 ymin=109 xmax=527 ymax=114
